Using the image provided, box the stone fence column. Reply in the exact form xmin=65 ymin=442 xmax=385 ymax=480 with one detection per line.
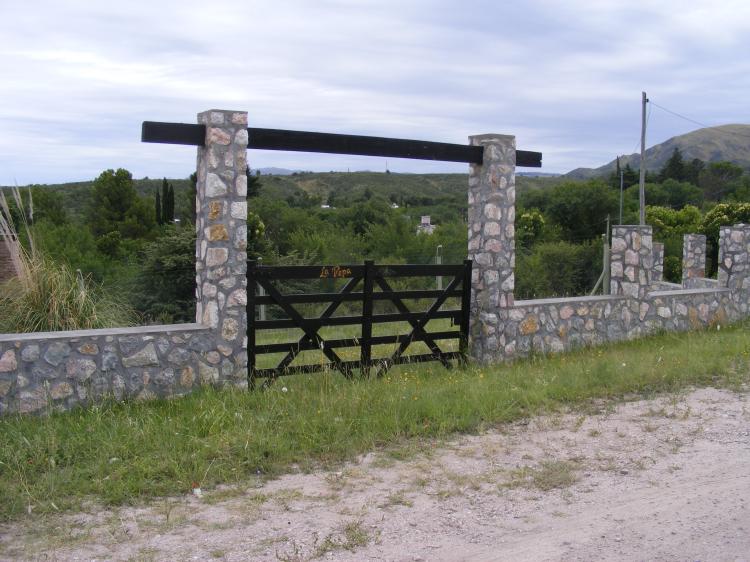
xmin=467 ymin=134 xmax=515 ymax=363
xmin=682 ymin=234 xmax=706 ymax=285
xmin=652 ymin=242 xmax=664 ymax=283
xmin=610 ymin=225 xmax=654 ymax=301
xmin=718 ymin=224 xmax=750 ymax=292
xmin=195 ymin=110 xmax=248 ymax=384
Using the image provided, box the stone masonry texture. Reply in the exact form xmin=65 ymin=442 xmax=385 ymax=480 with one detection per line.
xmin=682 ymin=234 xmax=707 ymax=284
xmin=0 ymin=325 xmax=219 ymax=415
xmin=467 ymin=134 xmax=516 ymax=363
xmin=194 ymin=110 xmax=248 ymax=383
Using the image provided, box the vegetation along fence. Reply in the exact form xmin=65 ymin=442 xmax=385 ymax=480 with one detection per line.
xmin=247 ymin=259 xmax=472 ymax=385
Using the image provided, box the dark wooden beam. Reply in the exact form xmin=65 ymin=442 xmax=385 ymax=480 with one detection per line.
xmin=141 ymin=121 xmax=205 ymax=146
xmin=141 ymin=121 xmax=542 ymax=167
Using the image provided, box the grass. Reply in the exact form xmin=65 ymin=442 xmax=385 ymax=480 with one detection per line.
xmin=314 ymin=520 xmax=371 ymax=556
xmin=0 ymin=186 xmax=137 ymax=332
xmin=0 ymin=322 xmax=748 ymax=521
xmin=253 ymin=317 xmax=459 ymax=371
xmin=504 ymin=460 xmax=580 ymax=491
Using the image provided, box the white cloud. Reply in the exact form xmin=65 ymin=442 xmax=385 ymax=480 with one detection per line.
xmin=0 ymin=0 xmax=749 ymax=184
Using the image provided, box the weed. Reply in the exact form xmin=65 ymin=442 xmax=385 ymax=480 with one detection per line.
xmin=504 ymin=460 xmax=580 ymax=491
xmin=314 ymin=520 xmax=370 ymax=556
xmin=380 ymin=491 xmax=413 ymax=508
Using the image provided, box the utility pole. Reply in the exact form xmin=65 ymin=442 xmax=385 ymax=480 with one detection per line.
xmin=639 ymin=91 xmax=648 ymax=225
xmin=257 ymin=256 xmax=266 ymax=322
xmin=435 ymin=244 xmax=443 ymax=290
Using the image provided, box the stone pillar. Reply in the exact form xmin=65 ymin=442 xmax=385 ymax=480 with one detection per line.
xmin=682 ymin=233 xmax=706 ymax=285
xmin=467 ymin=134 xmax=515 ymax=362
xmin=718 ymin=224 xmax=750 ymax=291
xmin=610 ymin=225 xmax=653 ymax=300
xmin=195 ymin=110 xmax=248 ymax=383
xmin=652 ymin=242 xmax=664 ymax=283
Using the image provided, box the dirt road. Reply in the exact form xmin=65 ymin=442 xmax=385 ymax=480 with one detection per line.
xmin=2 ymin=386 xmax=749 ymax=561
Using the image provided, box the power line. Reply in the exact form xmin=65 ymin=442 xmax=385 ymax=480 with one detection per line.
xmin=649 ymin=100 xmax=750 ymax=142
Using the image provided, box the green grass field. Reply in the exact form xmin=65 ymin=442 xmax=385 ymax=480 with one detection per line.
xmin=253 ymin=318 xmax=460 ymax=372
xmin=0 ymin=321 xmax=748 ymax=521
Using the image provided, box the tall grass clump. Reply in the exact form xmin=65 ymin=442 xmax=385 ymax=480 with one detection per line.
xmin=0 ymin=187 xmax=137 ymax=332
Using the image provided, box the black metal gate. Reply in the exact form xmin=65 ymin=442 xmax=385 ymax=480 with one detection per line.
xmin=247 ymin=260 xmax=472 ymax=386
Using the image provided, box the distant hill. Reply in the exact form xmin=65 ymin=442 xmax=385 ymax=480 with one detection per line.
xmin=2 ymin=173 xmax=561 ymax=221
xmin=256 ymin=167 xmax=299 ymax=175
xmin=566 ymin=124 xmax=750 ymax=179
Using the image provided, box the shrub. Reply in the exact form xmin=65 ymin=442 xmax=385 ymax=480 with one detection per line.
xmin=0 ymin=187 xmax=137 ymax=332
xmin=0 ymin=251 xmax=138 ymax=332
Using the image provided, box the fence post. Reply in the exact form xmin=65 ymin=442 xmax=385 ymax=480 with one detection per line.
xmin=361 ymin=260 xmax=375 ymax=377
xmin=718 ymin=224 xmax=750 ymax=291
xmin=195 ymin=109 xmax=248 ymax=385
xmin=247 ymin=259 xmax=256 ymax=389
xmin=467 ymin=134 xmax=516 ymax=363
xmin=459 ymin=259 xmax=473 ymax=361
xmin=257 ymin=256 xmax=266 ymax=321
xmin=603 ymin=233 xmax=611 ymax=295
xmin=435 ymin=245 xmax=443 ymax=290
xmin=652 ymin=242 xmax=664 ymax=283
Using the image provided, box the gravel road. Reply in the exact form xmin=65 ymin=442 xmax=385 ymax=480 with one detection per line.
xmin=2 ymin=386 xmax=749 ymax=561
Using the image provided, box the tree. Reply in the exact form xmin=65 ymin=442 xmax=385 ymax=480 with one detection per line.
xmin=246 ymin=167 xmax=262 ymax=198
xmin=30 ymin=187 xmax=68 ymax=226
xmin=608 ymin=157 xmax=625 ymax=189
xmin=622 ymin=163 xmax=639 ymax=187
xmin=166 ymin=183 xmax=175 ymax=223
xmin=658 ymin=148 xmax=685 ymax=182
xmin=161 ymin=178 xmax=169 ymax=223
xmin=155 ymin=189 xmax=163 ymax=225
xmin=516 ymin=209 xmax=546 ymax=249
xmin=544 ymin=180 xmax=618 ymax=242
xmin=683 ymin=158 xmax=705 ymax=185
xmin=134 ymin=227 xmax=196 ymax=322
xmin=87 ymin=169 xmax=138 ymax=237
xmin=698 ymin=162 xmax=744 ymax=201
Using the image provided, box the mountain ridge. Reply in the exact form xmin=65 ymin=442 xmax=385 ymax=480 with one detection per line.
xmin=566 ymin=124 xmax=750 ymax=179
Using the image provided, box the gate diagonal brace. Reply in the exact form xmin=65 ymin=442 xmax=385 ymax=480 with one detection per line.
xmin=374 ymin=273 xmax=463 ymax=375
xmin=274 ymin=276 xmax=362 ymax=376
xmin=255 ymin=276 xmax=352 ymax=378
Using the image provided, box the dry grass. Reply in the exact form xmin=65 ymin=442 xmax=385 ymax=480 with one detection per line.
xmin=0 ymin=186 xmax=137 ymax=332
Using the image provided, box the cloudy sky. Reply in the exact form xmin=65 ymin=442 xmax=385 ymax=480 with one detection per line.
xmin=2 ymin=0 xmax=750 ymax=185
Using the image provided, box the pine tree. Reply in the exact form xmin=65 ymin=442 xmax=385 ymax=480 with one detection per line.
xmin=167 ymin=183 xmax=175 ymax=223
xmin=161 ymin=178 xmax=169 ymax=224
xmin=246 ymin=166 xmax=262 ymax=198
xmin=155 ymin=189 xmax=162 ymax=225
xmin=659 ymin=148 xmax=685 ymax=182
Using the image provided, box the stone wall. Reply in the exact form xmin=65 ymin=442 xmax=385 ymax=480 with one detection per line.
xmin=682 ymin=233 xmax=707 ymax=286
xmin=0 ymin=325 xmax=232 ymax=415
xmin=467 ymin=134 xmax=750 ymax=363
xmin=0 ymin=109 xmax=248 ymax=415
